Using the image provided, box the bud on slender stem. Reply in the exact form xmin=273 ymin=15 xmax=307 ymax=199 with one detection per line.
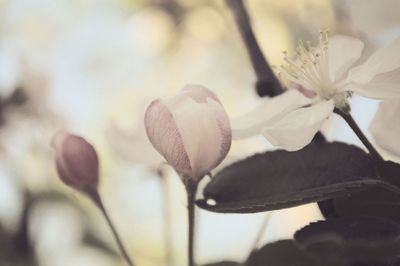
xmin=145 ymin=84 xmax=232 ymax=266
xmin=51 ymin=131 xmax=135 ymax=266
xmin=144 ymin=84 xmax=232 ymax=182
xmin=52 ymin=131 xmax=99 ymax=193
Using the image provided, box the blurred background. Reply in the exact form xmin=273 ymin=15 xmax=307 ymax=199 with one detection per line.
xmin=0 ymin=0 xmax=399 ymax=265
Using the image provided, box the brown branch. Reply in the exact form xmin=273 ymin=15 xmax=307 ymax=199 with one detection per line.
xmin=226 ymin=0 xmax=284 ymax=97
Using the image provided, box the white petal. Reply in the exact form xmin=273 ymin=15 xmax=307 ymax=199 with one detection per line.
xmin=340 ymin=67 xmax=400 ymax=99
xmin=346 ymin=36 xmax=400 ymax=84
xmin=328 ymin=35 xmax=364 ymax=82
xmin=172 ymin=97 xmax=231 ymax=179
xmin=262 ymin=100 xmax=335 ymax=151
xmin=207 ymin=99 xmax=232 ymax=167
xmin=231 ymin=90 xmax=315 ymax=139
xmin=370 ymin=100 xmax=400 ymax=156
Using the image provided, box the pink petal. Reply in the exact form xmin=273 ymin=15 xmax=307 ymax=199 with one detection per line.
xmin=52 ymin=132 xmax=99 ymax=190
xmin=294 ymin=84 xmax=317 ymax=98
xmin=144 ymin=99 xmax=192 ymax=175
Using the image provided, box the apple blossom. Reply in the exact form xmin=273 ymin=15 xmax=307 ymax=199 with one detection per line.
xmin=51 ymin=131 xmax=99 ymax=191
xmin=232 ymin=32 xmax=400 ymax=151
xmin=144 ymin=84 xmax=231 ymax=181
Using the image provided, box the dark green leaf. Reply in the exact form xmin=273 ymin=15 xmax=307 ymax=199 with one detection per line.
xmin=352 ymin=260 xmax=400 ymax=266
xmin=294 ymin=217 xmax=400 ymax=263
xmin=246 ymin=240 xmax=341 ymax=266
xmin=332 ymin=187 xmax=400 ymax=221
xmin=317 ymin=199 xmax=339 ymax=219
xmin=377 ymin=160 xmax=400 ymax=188
xmin=202 ymin=240 xmax=342 ymax=266
xmin=318 ymin=160 xmax=400 ymax=220
xmin=202 ymin=262 xmax=242 ymax=266
xmin=197 ymin=142 xmax=399 ymax=213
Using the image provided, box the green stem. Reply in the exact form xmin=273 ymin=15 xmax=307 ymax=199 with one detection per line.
xmin=185 ymin=180 xmax=198 ymax=266
xmin=88 ymin=190 xmax=135 ymax=266
xmin=250 ymin=212 xmax=272 ymax=253
xmin=334 ymin=108 xmax=383 ymax=162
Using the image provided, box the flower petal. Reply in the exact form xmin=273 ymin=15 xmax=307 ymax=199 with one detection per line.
xmin=231 ymin=89 xmax=316 ymax=139
xmin=181 ymin=83 xmax=220 ymax=103
xmin=171 ymin=97 xmax=231 ymax=178
xmin=146 ymin=85 xmax=231 ymax=179
xmin=52 ymin=132 xmax=99 ymax=190
xmin=144 ymin=99 xmax=192 ymax=174
xmin=328 ymin=35 xmax=364 ymax=82
xmin=262 ymin=100 xmax=335 ymax=151
xmin=340 ymin=67 xmax=400 ymax=99
xmin=346 ymin=36 xmax=400 ymax=84
xmin=370 ymin=100 xmax=400 ymax=156
xmin=164 ymin=84 xmax=220 ymax=111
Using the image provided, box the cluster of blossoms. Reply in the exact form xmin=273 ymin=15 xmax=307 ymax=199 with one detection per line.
xmin=52 ymin=32 xmax=400 ymax=189
xmin=50 ymin=32 xmax=400 ymax=266
xmin=51 ymin=85 xmax=232 ymax=189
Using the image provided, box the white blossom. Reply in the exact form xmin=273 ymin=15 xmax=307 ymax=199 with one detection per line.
xmin=144 ymin=84 xmax=231 ymax=180
xmin=232 ymin=33 xmax=400 ymax=151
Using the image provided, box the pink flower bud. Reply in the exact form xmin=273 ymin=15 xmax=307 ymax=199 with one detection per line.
xmin=51 ymin=132 xmax=99 ymax=191
xmin=144 ymin=84 xmax=232 ymax=181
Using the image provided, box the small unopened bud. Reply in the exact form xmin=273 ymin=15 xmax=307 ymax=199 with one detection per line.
xmin=144 ymin=84 xmax=232 ymax=182
xmin=51 ymin=131 xmax=99 ymax=192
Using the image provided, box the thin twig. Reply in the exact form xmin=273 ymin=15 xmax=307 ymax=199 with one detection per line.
xmin=334 ymin=108 xmax=383 ymax=162
xmin=88 ymin=190 xmax=135 ymax=266
xmin=226 ymin=0 xmax=284 ymax=97
xmin=250 ymin=212 xmax=273 ymax=253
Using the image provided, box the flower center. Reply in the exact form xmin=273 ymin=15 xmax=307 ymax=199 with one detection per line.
xmin=274 ymin=31 xmax=336 ymax=100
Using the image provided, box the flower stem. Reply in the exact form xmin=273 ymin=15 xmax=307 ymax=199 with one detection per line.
xmin=334 ymin=108 xmax=383 ymax=162
xmin=226 ymin=0 xmax=284 ymax=97
xmin=249 ymin=212 xmax=272 ymax=255
xmin=87 ymin=190 xmax=135 ymax=266
xmin=185 ymin=180 xmax=198 ymax=266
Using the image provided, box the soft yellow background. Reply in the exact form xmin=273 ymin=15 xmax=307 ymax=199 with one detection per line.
xmin=0 ymin=0 xmax=397 ymax=265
